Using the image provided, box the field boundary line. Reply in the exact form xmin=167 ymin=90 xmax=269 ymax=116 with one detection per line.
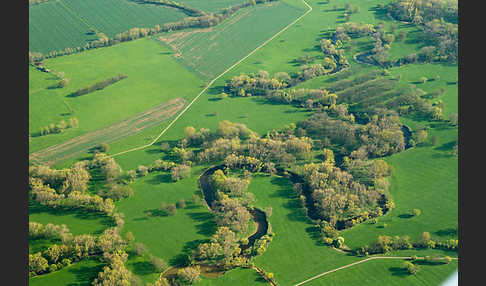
xmin=109 ymin=0 xmax=313 ymax=158
xmin=293 ymin=256 xmax=459 ymax=286
xmin=57 ymin=0 xmax=100 ymax=34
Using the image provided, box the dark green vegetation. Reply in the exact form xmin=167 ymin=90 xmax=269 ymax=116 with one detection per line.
xmin=29 ymin=0 xmax=458 ymax=285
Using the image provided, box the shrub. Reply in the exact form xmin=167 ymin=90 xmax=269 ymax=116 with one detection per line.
xmin=176 ymin=198 xmax=186 ymax=209
xmin=403 ymin=261 xmax=420 ymax=275
xmin=412 ymin=209 xmax=421 ymax=216
xmin=132 ymin=242 xmax=148 ymax=256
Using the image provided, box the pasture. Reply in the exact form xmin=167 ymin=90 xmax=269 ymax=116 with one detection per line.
xmin=304 ymin=258 xmax=458 ymax=286
xmin=178 ymin=0 xmax=248 ymax=13
xmin=29 ymin=258 xmax=105 ymax=286
xmin=29 ymin=38 xmax=205 ymax=154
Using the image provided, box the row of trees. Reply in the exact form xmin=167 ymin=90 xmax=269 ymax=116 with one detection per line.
xmin=72 ymin=74 xmax=127 ymax=97
xmin=39 ymin=117 xmax=79 ymax=136
xmin=29 ymin=0 xmax=50 ymax=6
xmin=29 ymin=228 xmax=127 ymax=277
xmin=29 ymin=222 xmax=72 ymax=242
xmin=355 ymin=231 xmax=458 ymax=256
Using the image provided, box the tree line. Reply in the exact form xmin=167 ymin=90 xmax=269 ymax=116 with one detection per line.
xmin=39 ymin=117 xmax=78 ymax=136
xmin=71 ymin=74 xmax=127 ymax=97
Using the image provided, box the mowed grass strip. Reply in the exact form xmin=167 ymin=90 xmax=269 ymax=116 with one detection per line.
xmin=29 ymin=1 xmax=98 ymax=54
xmin=62 ymin=0 xmax=186 ymax=37
xmin=30 ymin=97 xmax=186 ymax=166
xmin=303 ymin=258 xmax=458 ymax=286
xmin=162 ymin=0 xmax=306 ymax=80
xmin=29 ymin=38 xmax=206 ymax=154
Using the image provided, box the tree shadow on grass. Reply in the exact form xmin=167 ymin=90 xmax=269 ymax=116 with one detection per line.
xmin=435 ymin=227 xmax=457 ymax=237
xmin=169 ymin=238 xmax=210 ymax=267
xmin=130 ymin=261 xmax=156 ymax=276
xmin=146 ymin=173 xmax=172 ymax=185
xmin=398 ymin=213 xmax=414 ymax=219
xmin=435 ymin=140 xmax=457 ymax=152
xmin=305 ymin=225 xmax=325 ymax=246
xmin=29 ymin=201 xmax=115 ymax=233
xmin=388 ymin=266 xmax=409 ymax=277
xmin=207 ymin=85 xmax=224 ymax=96
xmin=269 ymin=176 xmax=309 ymax=224
xmin=66 ymin=258 xmax=106 ymax=286
xmin=186 ymin=210 xmax=217 ymax=237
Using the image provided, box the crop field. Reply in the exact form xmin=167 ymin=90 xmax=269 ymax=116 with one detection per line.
xmin=30 ymin=97 xmax=186 ymax=166
xmin=29 ymin=1 xmax=98 ymax=54
xmin=29 ymin=38 xmax=205 ymax=154
xmin=159 ymin=0 xmax=306 ymax=80
xmin=62 ymin=0 xmax=186 ymax=37
xmin=178 ymin=0 xmax=248 ymax=13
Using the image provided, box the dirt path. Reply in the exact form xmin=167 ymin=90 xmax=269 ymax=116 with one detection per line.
xmin=109 ymin=0 xmax=313 ymax=159
xmin=293 ymin=256 xmax=459 ymax=286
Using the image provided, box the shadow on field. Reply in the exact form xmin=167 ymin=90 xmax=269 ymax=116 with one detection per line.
xmin=67 ymin=258 xmax=106 ymax=285
xmin=146 ymin=173 xmax=173 ymax=185
xmin=186 ymin=207 xmax=217 ymax=237
xmin=170 ymin=238 xmax=210 ymax=267
xmin=207 ymin=85 xmax=224 ymax=96
xmin=435 ymin=227 xmax=457 ymax=237
xmin=388 ymin=266 xmax=409 ymax=277
xmin=130 ymin=261 xmax=156 ymax=276
xmin=269 ymin=176 xmax=311 ymax=226
xmin=398 ymin=213 xmax=414 ymax=219
xmin=29 ymin=201 xmax=115 ymax=233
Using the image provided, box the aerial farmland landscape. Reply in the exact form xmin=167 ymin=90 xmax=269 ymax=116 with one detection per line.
xmin=28 ymin=0 xmax=458 ymax=285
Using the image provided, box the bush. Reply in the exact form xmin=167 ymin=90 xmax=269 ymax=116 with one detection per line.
xmin=176 ymin=198 xmax=186 ymax=209
xmin=132 ymin=242 xmax=148 ymax=256
xmin=412 ymin=209 xmax=421 ymax=216
xmin=403 ymin=261 xmax=420 ymax=275
xmin=171 ymin=165 xmax=191 ymax=181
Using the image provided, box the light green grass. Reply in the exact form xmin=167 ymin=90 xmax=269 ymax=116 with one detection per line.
xmin=304 ymin=258 xmax=458 ymax=286
xmin=199 ymin=267 xmax=268 ymax=285
xmin=29 ymin=38 xmax=205 ymax=154
xmin=246 ymin=174 xmax=360 ymax=286
xmin=115 ymin=165 xmax=218 ymax=266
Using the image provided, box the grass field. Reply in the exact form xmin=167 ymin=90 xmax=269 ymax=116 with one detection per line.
xmin=29 ymin=201 xmax=115 ymax=236
xmin=29 ymin=257 xmax=106 ymax=286
xmin=115 ymin=165 xmax=218 ymax=266
xmin=29 ymin=38 xmax=206 ymax=154
xmin=303 ymin=258 xmax=458 ymax=286
xmin=199 ymin=267 xmax=268 ymax=285
xmin=246 ymin=174 xmax=361 ymax=286
xmin=160 ymin=0 xmax=306 ymax=80
xmin=29 ymin=1 xmax=98 ymax=54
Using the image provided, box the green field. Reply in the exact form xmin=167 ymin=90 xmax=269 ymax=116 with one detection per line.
xmin=29 ymin=38 xmax=205 ymax=154
xmin=29 ymin=258 xmax=106 ymax=286
xmin=29 ymin=1 xmax=98 ymax=54
xmin=62 ymin=0 xmax=186 ymax=37
xmin=161 ymin=0 xmax=305 ymax=80
xmin=304 ymin=258 xmax=458 ymax=286
xmin=178 ymin=0 xmax=248 ymax=13
xmin=247 ymin=174 xmax=360 ymax=286
xmin=115 ymin=165 xmax=217 ymax=266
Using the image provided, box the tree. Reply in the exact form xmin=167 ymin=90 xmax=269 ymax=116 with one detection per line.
xmin=150 ymin=255 xmax=168 ymax=272
xmin=412 ymin=208 xmax=421 ymax=217
xmin=167 ymin=204 xmax=177 ymax=216
xmin=220 ymin=92 xmax=228 ymax=99
xmin=420 ymin=77 xmax=428 ymax=83
xmin=137 ymin=165 xmax=149 ymax=177
xmin=448 ymin=112 xmax=458 ymax=126
xmin=176 ymin=198 xmax=186 ymax=209
xmin=177 ymin=266 xmax=201 ymax=285
xmin=99 ymin=143 xmax=110 ymax=153
xmin=429 ymin=135 xmax=439 ymax=146
xmin=63 ymin=163 xmax=91 ymax=193
xmin=29 ymin=253 xmax=49 ymax=275
xmin=415 ymin=130 xmax=428 ymax=144
xmin=403 ymin=261 xmax=420 ymax=275
xmin=171 ymin=165 xmax=191 ymax=181
xmin=132 ymin=242 xmax=148 ymax=256
xmin=125 ymin=232 xmax=134 ymax=243
xmin=334 ymin=236 xmax=345 ymax=248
